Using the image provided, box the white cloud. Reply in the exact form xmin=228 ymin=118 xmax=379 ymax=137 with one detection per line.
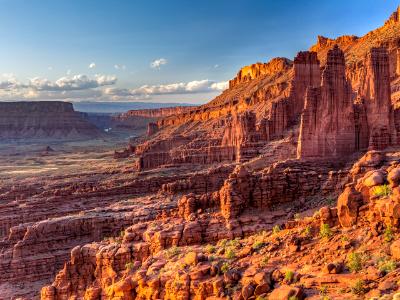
xmin=114 ymin=64 xmax=126 ymax=70
xmin=66 ymin=69 xmax=72 ymax=75
xmin=89 ymin=62 xmax=96 ymax=69
xmin=105 ymin=79 xmax=228 ymax=97
xmin=214 ymin=64 xmax=220 ymax=68
xmin=48 ymin=66 xmax=53 ymax=71
xmin=150 ymin=58 xmax=167 ymax=69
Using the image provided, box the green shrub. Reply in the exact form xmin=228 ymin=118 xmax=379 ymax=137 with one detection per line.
xmin=272 ymin=225 xmax=281 ymax=234
xmin=221 ymin=262 xmax=230 ymax=273
xmin=166 ymin=246 xmax=180 ymax=258
xmin=371 ymin=184 xmax=392 ymax=197
xmin=259 ymin=256 xmax=269 ymax=267
xmin=378 ymin=257 xmax=397 ymax=273
xmin=205 ymin=244 xmax=216 ymax=254
xmin=125 ymin=262 xmax=135 ymax=270
xmin=320 ymin=285 xmax=328 ymax=296
xmin=384 ymin=225 xmax=394 ymax=242
xmin=350 ymin=279 xmax=366 ymax=295
xmin=217 ymin=239 xmax=228 ymax=248
xmin=252 ymin=241 xmax=264 ymax=251
xmin=288 ymin=297 xmax=298 ymax=300
xmin=225 ymin=248 xmax=236 ymax=259
xmin=320 ymin=223 xmax=333 ymax=239
xmin=302 ymin=226 xmax=312 ymax=237
xmin=285 ymin=270 xmax=294 ymax=282
xmin=347 ymin=252 xmax=362 ymax=273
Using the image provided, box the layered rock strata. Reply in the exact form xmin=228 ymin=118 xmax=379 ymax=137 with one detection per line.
xmin=0 ymin=101 xmax=103 ymax=140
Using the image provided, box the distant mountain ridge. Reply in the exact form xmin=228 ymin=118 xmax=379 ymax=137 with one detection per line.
xmin=72 ymin=101 xmax=198 ymax=113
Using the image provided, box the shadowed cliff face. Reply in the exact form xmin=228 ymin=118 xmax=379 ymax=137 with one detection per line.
xmin=0 ymin=101 xmax=104 ymax=141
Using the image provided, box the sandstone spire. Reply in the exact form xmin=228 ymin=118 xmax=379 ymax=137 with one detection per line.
xmin=359 ymin=47 xmax=392 ymax=150
xmin=297 ymin=45 xmax=355 ymax=158
xmin=288 ymin=51 xmax=321 ymax=123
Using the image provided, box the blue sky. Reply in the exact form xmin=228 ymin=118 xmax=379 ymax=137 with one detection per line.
xmin=0 ymin=0 xmax=398 ymax=103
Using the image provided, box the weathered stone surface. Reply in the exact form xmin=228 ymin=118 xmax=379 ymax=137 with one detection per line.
xmin=297 ymin=45 xmax=356 ymax=158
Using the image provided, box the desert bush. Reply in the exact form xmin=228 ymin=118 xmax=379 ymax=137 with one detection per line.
xmin=302 ymin=226 xmax=312 ymax=237
xmin=350 ymin=279 xmax=366 ymax=295
xmin=320 ymin=223 xmax=333 ymax=239
xmin=125 ymin=262 xmax=134 ymax=270
xmin=347 ymin=252 xmax=362 ymax=273
xmin=371 ymin=184 xmax=392 ymax=197
xmin=225 ymin=248 xmax=236 ymax=259
xmin=166 ymin=246 xmax=180 ymax=258
xmin=285 ymin=270 xmax=294 ymax=282
xmin=205 ymin=244 xmax=216 ymax=254
xmin=377 ymin=256 xmax=397 ymax=273
xmin=272 ymin=225 xmax=281 ymax=234
xmin=259 ymin=256 xmax=269 ymax=267
xmin=384 ymin=225 xmax=394 ymax=242
xmin=252 ymin=241 xmax=264 ymax=251
xmin=221 ymin=262 xmax=230 ymax=273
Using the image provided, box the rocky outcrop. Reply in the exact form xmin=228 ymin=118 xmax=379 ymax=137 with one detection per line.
xmin=0 ymin=101 xmax=103 ymax=140
xmin=229 ymin=57 xmax=292 ymax=88
xmin=298 ymin=46 xmax=356 ymax=158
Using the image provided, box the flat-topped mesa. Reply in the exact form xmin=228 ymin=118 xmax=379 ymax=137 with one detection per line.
xmin=116 ymin=105 xmax=196 ymax=120
xmin=229 ymin=57 xmax=292 ymax=88
xmin=0 ymin=101 xmax=103 ymax=140
xmin=358 ymin=47 xmax=393 ymax=149
xmin=287 ymin=51 xmax=321 ymax=123
xmin=297 ymin=45 xmax=356 ymax=158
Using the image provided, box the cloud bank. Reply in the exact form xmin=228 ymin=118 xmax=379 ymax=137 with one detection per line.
xmin=0 ymin=74 xmax=227 ymax=102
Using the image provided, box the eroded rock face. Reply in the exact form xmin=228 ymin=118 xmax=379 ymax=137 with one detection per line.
xmin=297 ymin=46 xmax=356 ymax=158
xmin=229 ymin=57 xmax=293 ymax=88
xmin=287 ymin=51 xmax=321 ymax=123
xmin=0 ymin=101 xmax=103 ymax=140
xmin=359 ymin=47 xmax=393 ymax=149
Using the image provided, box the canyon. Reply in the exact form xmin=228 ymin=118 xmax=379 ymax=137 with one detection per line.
xmin=5 ymin=6 xmax=400 ymax=300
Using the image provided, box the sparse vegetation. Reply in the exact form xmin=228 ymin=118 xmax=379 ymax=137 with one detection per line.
xmin=221 ymin=262 xmax=230 ymax=273
xmin=205 ymin=244 xmax=216 ymax=254
xmin=259 ymin=256 xmax=269 ymax=267
xmin=384 ymin=225 xmax=394 ymax=242
xmin=377 ymin=256 xmax=397 ymax=273
xmin=294 ymin=213 xmax=301 ymax=221
xmin=125 ymin=262 xmax=134 ymax=271
xmin=350 ymin=279 xmax=366 ymax=295
xmin=288 ymin=297 xmax=298 ymax=300
xmin=252 ymin=241 xmax=264 ymax=251
xmin=302 ymin=226 xmax=312 ymax=237
xmin=166 ymin=246 xmax=180 ymax=258
xmin=319 ymin=223 xmax=333 ymax=239
xmin=272 ymin=224 xmax=281 ymax=234
xmin=284 ymin=270 xmax=294 ymax=282
xmin=371 ymin=184 xmax=392 ymax=197
xmin=225 ymin=248 xmax=236 ymax=259
xmin=347 ymin=252 xmax=362 ymax=273
xmin=320 ymin=285 xmax=328 ymax=296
